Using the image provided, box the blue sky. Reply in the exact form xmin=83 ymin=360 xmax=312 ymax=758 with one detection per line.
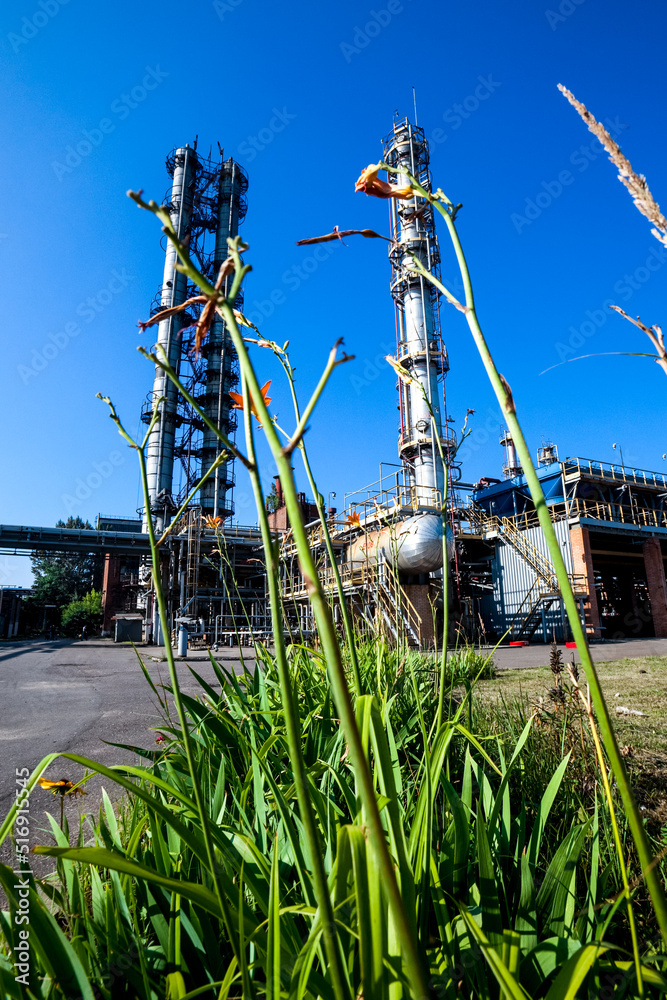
xmin=2 ymin=0 xmax=666 ymax=586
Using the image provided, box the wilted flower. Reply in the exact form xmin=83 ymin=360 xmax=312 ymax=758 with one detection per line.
xmin=229 ymin=380 xmax=272 ymax=419
xmin=355 ymin=163 xmax=415 ymax=200
xmin=385 ymin=355 xmax=413 ymax=384
xmin=38 ymin=778 xmax=87 ymax=798
xmin=548 ymin=686 xmax=566 ymax=706
xmin=233 ymin=309 xmax=260 ymax=332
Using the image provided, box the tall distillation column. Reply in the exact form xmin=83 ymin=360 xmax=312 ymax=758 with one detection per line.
xmin=142 ymin=145 xmax=248 ymax=532
xmin=199 ymin=160 xmax=247 ymax=517
xmin=144 ymin=145 xmax=199 ymax=532
xmin=383 ymin=117 xmax=451 ymax=504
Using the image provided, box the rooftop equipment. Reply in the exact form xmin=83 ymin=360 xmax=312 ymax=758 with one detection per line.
xmin=500 ymin=429 xmax=522 ymax=479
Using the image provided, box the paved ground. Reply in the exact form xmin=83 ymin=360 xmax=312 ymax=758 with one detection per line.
xmin=489 ymin=636 xmax=667 ymax=670
xmin=1 ymin=634 xmax=665 ymax=879
xmin=0 ymin=638 xmax=254 ymax=879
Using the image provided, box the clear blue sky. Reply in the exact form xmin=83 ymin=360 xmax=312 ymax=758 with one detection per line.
xmin=2 ymin=0 xmax=666 ymax=586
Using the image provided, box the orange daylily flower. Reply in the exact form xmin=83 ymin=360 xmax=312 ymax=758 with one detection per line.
xmin=355 ymin=163 xmax=415 ymax=200
xmin=345 ymin=511 xmax=361 ymax=528
xmin=38 ymin=778 xmax=87 ymax=798
xmin=229 ymin=380 xmax=272 ymax=419
xmin=203 ymin=515 xmax=223 ymax=530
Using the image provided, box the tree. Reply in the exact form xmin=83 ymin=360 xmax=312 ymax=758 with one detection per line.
xmin=29 ymin=517 xmax=103 ymax=608
xmin=265 ymin=482 xmax=281 ymax=513
xmin=61 ymin=590 xmax=103 ymax=636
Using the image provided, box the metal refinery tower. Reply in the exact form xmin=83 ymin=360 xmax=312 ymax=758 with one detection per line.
xmin=142 ymin=142 xmax=248 ymax=531
xmin=383 ymin=117 xmax=453 ymax=505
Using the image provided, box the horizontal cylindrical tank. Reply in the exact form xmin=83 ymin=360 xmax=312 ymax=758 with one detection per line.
xmin=347 ymin=513 xmax=451 ymax=574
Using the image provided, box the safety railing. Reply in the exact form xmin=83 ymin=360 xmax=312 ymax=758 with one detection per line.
xmin=563 ymin=457 xmax=667 ymax=489
xmin=281 ymin=559 xmax=423 ymax=646
xmin=566 ymin=497 xmax=667 ymax=530
xmin=458 ymin=497 xmax=667 ymax=535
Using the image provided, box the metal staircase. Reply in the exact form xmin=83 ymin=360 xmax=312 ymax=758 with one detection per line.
xmin=374 ymin=559 xmax=422 ymax=648
xmin=494 ymin=515 xmax=559 ymax=592
xmin=464 ymin=503 xmax=588 ymax=641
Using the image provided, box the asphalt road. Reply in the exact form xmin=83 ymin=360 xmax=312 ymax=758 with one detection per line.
xmin=1 ymin=634 xmax=665 ymax=878
xmin=490 ymin=636 xmax=667 ymax=670
xmin=0 ymin=638 xmax=253 ymax=878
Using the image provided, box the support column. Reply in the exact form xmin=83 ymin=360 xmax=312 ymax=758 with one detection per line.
xmin=102 ymin=554 xmax=122 ymax=632
xmin=401 ymin=583 xmax=436 ymax=648
xmin=643 ymin=537 xmax=667 ymax=638
xmin=569 ymin=525 xmax=601 ymax=637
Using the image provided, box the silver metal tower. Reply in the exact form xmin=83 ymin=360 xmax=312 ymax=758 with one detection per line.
xmin=141 ymin=144 xmax=248 ymax=532
xmin=144 ymin=145 xmax=198 ymax=530
xmin=199 ymin=160 xmax=247 ymax=517
xmin=383 ymin=118 xmax=453 ymax=505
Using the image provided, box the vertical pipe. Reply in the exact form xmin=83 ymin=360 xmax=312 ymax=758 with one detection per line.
xmin=144 ymin=146 xmax=198 ymax=532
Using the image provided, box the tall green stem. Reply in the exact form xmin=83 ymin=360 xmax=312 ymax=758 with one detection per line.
xmin=218 ymin=303 xmax=428 ymax=997
xmin=427 ymin=191 xmax=667 ymax=947
xmin=136 ymin=436 xmax=240 ymax=962
xmin=274 ymin=346 xmax=362 ymax=693
xmin=238 ymin=372 xmax=351 ymax=1000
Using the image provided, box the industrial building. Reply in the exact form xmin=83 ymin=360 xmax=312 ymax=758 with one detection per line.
xmin=454 ymin=442 xmax=667 ymax=644
xmin=2 ymin=119 xmax=666 ymax=650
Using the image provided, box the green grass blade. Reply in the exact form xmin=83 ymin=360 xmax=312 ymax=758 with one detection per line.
xmin=458 ymin=905 xmax=530 ymax=1000
xmin=543 ymin=942 xmax=610 ymax=1000
xmin=527 ymin=752 xmax=571 ymax=872
xmin=267 ymin=836 xmax=281 ymax=1000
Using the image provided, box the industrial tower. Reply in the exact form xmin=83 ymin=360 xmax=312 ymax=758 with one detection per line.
xmin=142 ymin=142 xmax=248 ymax=532
xmin=383 ymin=116 xmax=452 ymax=503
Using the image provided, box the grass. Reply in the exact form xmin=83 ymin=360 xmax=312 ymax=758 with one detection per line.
xmin=476 ymin=655 xmax=667 ymax=755
xmin=476 ymin=654 xmax=667 ymax=836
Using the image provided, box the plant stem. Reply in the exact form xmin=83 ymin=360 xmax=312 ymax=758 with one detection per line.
xmin=426 ymin=191 xmax=667 ymax=948
xmin=238 ymin=370 xmax=351 ymax=1000
xmin=272 ymin=344 xmax=362 ymax=693
xmin=217 ymin=299 xmax=428 ymax=995
xmin=136 ymin=443 xmax=241 ymax=960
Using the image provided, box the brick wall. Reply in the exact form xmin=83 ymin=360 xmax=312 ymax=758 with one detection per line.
xmin=643 ymin=537 xmax=667 ymax=638
xmin=569 ymin=524 xmax=601 ymax=636
xmin=101 ymin=553 xmax=122 ymax=630
xmin=401 ymin=583 xmax=437 ymax=648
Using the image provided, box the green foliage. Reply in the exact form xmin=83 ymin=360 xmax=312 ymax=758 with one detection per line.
xmin=447 ymin=644 xmax=495 ymax=682
xmin=60 ymin=589 xmax=102 ymax=636
xmin=265 ymin=480 xmax=281 ymax=512
xmin=29 ymin=517 xmax=102 ymax=608
xmin=1 ymin=644 xmax=664 ymax=999
xmin=4 ymin=171 xmax=665 ymax=999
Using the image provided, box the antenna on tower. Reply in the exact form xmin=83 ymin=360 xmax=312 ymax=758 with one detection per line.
xmin=412 ymin=86 xmax=418 ymax=125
